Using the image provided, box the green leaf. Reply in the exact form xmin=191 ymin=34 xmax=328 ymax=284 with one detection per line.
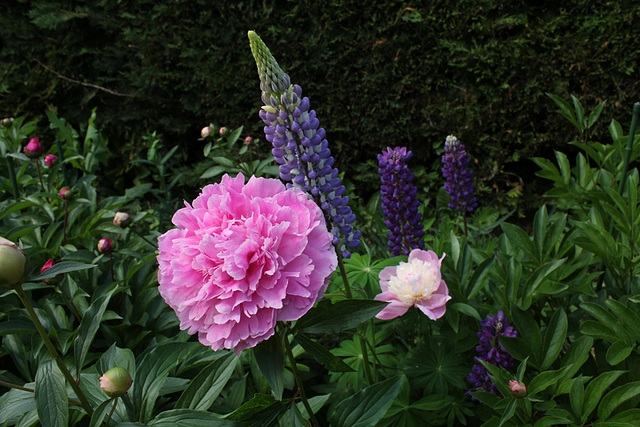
xmin=148 ymin=409 xmax=241 ymax=426
xmin=0 ymin=386 xmax=36 ymax=425
xmin=29 ymin=261 xmax=96 ymax=281
xmin=74 ymin=287 xmax=116 ymax=373
xmin=295 ymin=333 xmax=355 ymax=372
xmin=541 ymin=308 xmax=567 ymax=370
xmin=97 ymin=344 xmax=136 ymax=378
xmin=293 ymin=299 xmax=387 ymax=334
xmin=606 ymin=341 xmax=634 ymax=366
xmin=466 ymin=256 xmax=495 ymax=300
xmin=200 ymin=165 xmax=229 ymax=179
xmin=500 ymin=223 xmax=536 ymax=260
xmin=253 ymin=335 xmax=285 ymax=400
xmin=450 ymin=303 xmax=481 ymax=321
xmin=527 ymin=366 xmax=572 ymax=396
xmin=35 ymin=360 xmax=68 ymax=427
xmin=597 ymin=381 xmax=640 ymax=420
xmin=498 ymin=399 xmax=517 ymax=427
xmin=605 ymin=299 xmax=640 ymax=343
xmin=587 ymin=100 xmax=606 ymax=128
xmin=510 ymin=306 xmax=542 ymax=367
xmin=546 ymin=93 xmax=581 ymax=132
xmin=176 ymin=351 xmax=238 ymax=410
xmin=225 ymin=394 xmax=287 ymax=426
xmin=132 ymin=342 xmax=199 ymax=423
xmin=89 ymin=398 xmax=119 ymax=427
xmin=560 ymin=336 xmax=593 ymax=379
xmin=570 ymin=376 xmax=585 ymax=420
xmin=583 ymin=371 xmax=626 ymax=419
xmin=329 ymin=376 xmax=403 ymax=427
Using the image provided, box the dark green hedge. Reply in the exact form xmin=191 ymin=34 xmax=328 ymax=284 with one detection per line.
xmin=1 ymin=0 xmax=639 ymax=197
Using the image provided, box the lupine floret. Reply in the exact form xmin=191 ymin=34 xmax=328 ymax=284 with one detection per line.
xmin=249 ymin=31 xmax=360 ymax=257
xmin=442 ymin=135 xmax=477 ymax=212
xmin=378 ymin=146 xmax=425 ymax=255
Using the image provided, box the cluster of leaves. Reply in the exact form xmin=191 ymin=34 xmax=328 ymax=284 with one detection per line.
xmin=2 ymin=0 xmax=640 ymax=207
xmin=2 ymin=91 xmax=640 ymax=426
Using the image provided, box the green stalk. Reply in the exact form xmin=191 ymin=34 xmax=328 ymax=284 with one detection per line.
xmin=618 ymin=102 xmax=640 ymax=195
xmin=15 ymin=284 xmax=94 ymax=416
xmin=5 ymin=156 xmax=19 ymax=198
xmin=283 ymin=334 xmax=319 ymax=427
xmin=104 ymin=397 xmax=118 ymax=426
xmin=337 ymin=253 xmax=375 ymax=385
xmin=55 ymin=139 xmax=70 ymax=187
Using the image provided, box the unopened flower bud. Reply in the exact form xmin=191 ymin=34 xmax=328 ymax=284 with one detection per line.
xmin=509 ymin=380 xmax=527 ymax=397
xmin=97 ymin=237 xmax=113 ymax=254
xmin=201 ymin=126 xmax=212 ymax=139
xmin=219 ymin=126 xmax=229 ymax=137
xmin=40 ymin=258 xmax=63 ymax=284
xmin=59 ymin=187 xmax=73 ymax=200
xmin=44 ymin=154 xmax=58 ymax=167
xmin=99 ymin=367 xmax=132 ymax=398
xmin=1 ymin=118 xmax=12 ymax=128
xmin=243 ymin=136 xmax=253 ymax=145
xmin=24 ymin=138 xmax=43 ymax=159
xmin=113 ymin=212 xmax=131 ymax=228
xmin=0 ymin=236 xmax=26 ymax=288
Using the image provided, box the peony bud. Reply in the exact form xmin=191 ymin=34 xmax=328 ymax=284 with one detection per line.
xmin=40 ymin=258 xmax=62 ymax=284
xmin=243 ymin=136 xmax=253 ymax=145
xmin=24 ymin=138 xmax=43 ymax=159
xmin=509 ymin=380 xmax=527 ymax=397
xmin=44 ymin=154 xmax=58 ymax=167
xmin=97 ymin=237 xmax=113 ymax=254
xmin=59 ymin=187 xmax=73 ymax=200
xmin=201 ymin=126 xmax=212 ymax=139
xmin=113 ymin=212 xmax=131 ymax=228
xmin=99 ymin=367 xmax=132 ymax=398
xmin=1 ymin=118 xmax=12 ymax=128
xmin=0 ymin=237 xmax=26 ymax=288
xmin=219 ymin=126 xmax=229 ymax=137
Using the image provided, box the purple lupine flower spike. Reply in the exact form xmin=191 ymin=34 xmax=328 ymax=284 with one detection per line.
xmin=466 ymin=310 xmax=517 ymax=399
xmin=248 ymin=31 xmax=360 ymax=257
xmin=377 ymin=147 xmax=425 ymax=256
xmin=442 ymin=135 xmax=478 ymax=213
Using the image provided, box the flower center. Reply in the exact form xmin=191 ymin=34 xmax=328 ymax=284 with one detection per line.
xmin=387 ymin=259 xmax=438 ymax=305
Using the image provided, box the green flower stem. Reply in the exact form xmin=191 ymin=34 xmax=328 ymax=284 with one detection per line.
xmin=34 ymin=161 xmax=45 ymax=192
xmin=15 ymin=284 xmax=94 ymax=416
xmin=131 ymin=227 xmax=157 ymax=249
xmin=55 ymin=139 xmax=70 ymax=187
xmin=618 ymin=102 xmax=640 ymax=195
xmin=283 ymin=334 xmax=319 ymax=427
xmin=0 ymin=380 xmax=84 ymax=407
xmin=5 ymin=156 xmax=19 ymax=198
xmin=337 ymin=253 xmax=375 ymax=385
xmin=104 ymin=397 xmax=118 ymax=426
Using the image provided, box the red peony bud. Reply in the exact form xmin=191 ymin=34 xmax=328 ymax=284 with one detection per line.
xmin=44 ymin=154 xmax=58 ymax=167
xmin=40 ymin=258 xmax=63 ymax=284
xmin=99 ymin=367 xmax=132 ymax=398
xmin=0 ymin=236 xmax=26 ymax=288
xmin=97 ymin=237 xmax=113 ymax=254
xmin=24 ymin=138 xmax=43 ymax=159
xmin=59 ymin=187 xmax=73 ymax=200
xmin=243 ymin=136 xmax=253 ymax=145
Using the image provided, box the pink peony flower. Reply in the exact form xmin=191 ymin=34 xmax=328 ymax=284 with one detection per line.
xmin=44 ymin=154 xmax=58 ymax=167
xmin=375 ymin=249 xmax=451 ymax=320
xmin=157 ymin=173 xmax=337 ymax=353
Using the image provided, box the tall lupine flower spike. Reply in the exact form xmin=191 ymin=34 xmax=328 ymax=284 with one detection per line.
xmin=467 ymin=310 xmax=517 ymax=400
xmin=378 ymin=147 xmax=425 ymax=255
xmin=248 ymin=30 xmax=360 ymax=257
xmin=442 ymin=135 xmax=477 ymax=213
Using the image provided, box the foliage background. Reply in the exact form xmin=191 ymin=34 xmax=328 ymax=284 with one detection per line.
xmin=1 ymin=0 xmax=639 ymax=199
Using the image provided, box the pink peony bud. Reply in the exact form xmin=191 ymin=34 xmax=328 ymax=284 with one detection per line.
xmin=113 ymin=212 xmax=131 ymax=228
xmin=0 ymin=236 xmax=26 ymax=288
xmin=219 ymin=126 xmax=229 ymax=137
xmin=44 ymin=154 xmax=58 ymax=167
xmin=40 ymin=258 xmax=63 ymax=284
xmin=59 ymin=187 xmax=73 ymax=200
xmin=1 ymin=118 xmax=12 ymax=128
xmin=509 ymin=380 xmax=527 ymax=397
xmin=24 ymin=138 xmax=43 ymax=159
xmin=99 ymin=367 xmax=132 ymax=398
xmin=201 ymin=126 xmax=212 ymax=139
xmin=243 ymin=136 xmax=253 ymax=145
xmin=97 ymin=237 xmax=114 ymax=254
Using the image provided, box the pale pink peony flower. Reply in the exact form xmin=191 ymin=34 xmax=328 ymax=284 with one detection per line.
xmin=157 ymin=173 xmax=337 ymax=354
xmin=375 ymin=249 xmax=450 ymax=320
